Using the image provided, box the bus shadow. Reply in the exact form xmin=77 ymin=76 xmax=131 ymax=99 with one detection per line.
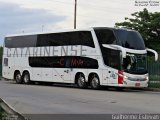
xmin=33 ymin=82 xmax=145 ymax=93
xmin=6 ymin=80 xmax=144 ymax=93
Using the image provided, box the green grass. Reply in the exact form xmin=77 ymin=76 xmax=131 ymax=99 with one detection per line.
xmin=148 ymin=83 xmax=160 ymax=88
xmin=148 ymin=75 xmax=160 ymax=88
xmin=149 ymin=75 xmax=160 ymax=81
xmin=0 ymin=106 xmax=8 ymax=120
xmin=0 ymin=106 xmax=3 ymax=120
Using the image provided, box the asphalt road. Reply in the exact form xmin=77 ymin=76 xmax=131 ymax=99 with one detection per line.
xmin=0 ymin=79 xmax=160 ymax=115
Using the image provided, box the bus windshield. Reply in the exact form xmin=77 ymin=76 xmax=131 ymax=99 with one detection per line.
xmin=122 ymin=54 xmax=147 ymax=74
xmin=114 ymin=29 xmax=146 ymax=50
xmin=94 ymin=28 xmax=148 ymax=74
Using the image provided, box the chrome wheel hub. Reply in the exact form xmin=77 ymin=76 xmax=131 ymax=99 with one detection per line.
xmin=78 ymin=77 xmax=85 ymax=87
xmin=16 ymin=74 xmax=21 ymax=81
xmin=24 ymin=75 xmax=29 ymax=83
xmin=92 ymin=77 xmax=99 ymax=88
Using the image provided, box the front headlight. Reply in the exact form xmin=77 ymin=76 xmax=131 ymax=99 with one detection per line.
xmin=145 ymin=76 xmax=149 ymax=80
xmin=124 ymin=75 xmax=128 ymax=79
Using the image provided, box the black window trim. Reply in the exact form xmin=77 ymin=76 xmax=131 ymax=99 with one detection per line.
xmin=5 ymin=30 xmax=95 ymax=48
xmin=36 ymin=31 xmax=95 ymax=48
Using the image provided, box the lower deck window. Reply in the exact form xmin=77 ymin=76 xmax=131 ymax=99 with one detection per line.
xmin=29 ymin=56 xmax=99 ymax=69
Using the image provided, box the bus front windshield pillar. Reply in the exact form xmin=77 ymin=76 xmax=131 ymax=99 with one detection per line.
xmin=102 ymin=44 xmax=126 ymax=58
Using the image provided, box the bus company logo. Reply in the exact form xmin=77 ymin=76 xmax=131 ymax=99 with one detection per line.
xmin=135 ymin=0 xmax=160 ymax=6
xmin=6 ymin=46 xmax=87 ymax=57
xmin=110 ymin=71 xmax=117 ymax=79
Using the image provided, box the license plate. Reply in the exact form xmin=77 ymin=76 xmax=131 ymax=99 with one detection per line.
xmin=135 ymin=83 xmax=140 ymax=87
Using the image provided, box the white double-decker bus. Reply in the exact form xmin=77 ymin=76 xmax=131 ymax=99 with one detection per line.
xmin=2 ymin=27 xmax=158 ymax=89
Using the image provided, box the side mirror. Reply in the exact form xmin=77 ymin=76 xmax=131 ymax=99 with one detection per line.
xmin=146 ymin=48 xmax=158 ymax=61
xmin=102 ymin=44 xmax=126 ymax=58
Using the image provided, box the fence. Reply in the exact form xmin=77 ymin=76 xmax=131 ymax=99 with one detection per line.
xmin=0 ymin=64 xmax=1 ymax=77
xmin=147 ymin=60 xmax=160 ymax=88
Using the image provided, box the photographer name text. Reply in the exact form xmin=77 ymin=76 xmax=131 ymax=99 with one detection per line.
xmin=135 ymin=0 xmax=160 ymax=6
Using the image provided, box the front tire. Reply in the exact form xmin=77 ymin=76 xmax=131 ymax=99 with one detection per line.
xmin=15 ymin=72 xmax=22 ymax=84
xmin=76 ymin=74 xmax=87 ymax=88
xmin=90 ymin=75 xmax=100 ymax=89
xmin=23 ymin=72 xmax=31 ymax=84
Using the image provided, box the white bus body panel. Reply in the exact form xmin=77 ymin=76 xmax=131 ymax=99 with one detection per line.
xmin=2 ymin=28 xmax=150 ymax=88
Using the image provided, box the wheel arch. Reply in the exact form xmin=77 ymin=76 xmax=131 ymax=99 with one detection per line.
xmin=22 ymin=70 xmax=30 ymax=76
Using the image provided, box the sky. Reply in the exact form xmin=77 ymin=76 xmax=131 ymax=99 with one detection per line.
xmin=0 ymin=0 xmax=159 ymax=45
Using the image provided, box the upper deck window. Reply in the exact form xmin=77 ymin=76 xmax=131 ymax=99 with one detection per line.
xmin=36 ymin=31 xmax=95 ymax=48
xmin=5 ymin=35 xmax=37 ymax=48
xmin=114 ymin=29 xmax=146 ymax=50
xmin=5 ymin=31 xmax=95 ymax=48
xmin=94 ymin=29 xmax=116 ymax=44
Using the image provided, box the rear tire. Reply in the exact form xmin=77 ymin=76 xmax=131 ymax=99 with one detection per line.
xmin=76 ymin=74 xmax=87 ymax=88
xmin=23 ymin=72 xmax=31 ymax=84
xmin=90 ymin=75 xmax=100 ymax=89
xmin=15 ymin=72 xmax=22 ymax=84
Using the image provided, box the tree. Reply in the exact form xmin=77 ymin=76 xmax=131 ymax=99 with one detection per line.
xmin=0 ymin=46 xmax=2 ymax=76
xmin=0 ymin=46 xmax=3 ymax=64
xmin=115 ymin=8 xmax=160 ymax=52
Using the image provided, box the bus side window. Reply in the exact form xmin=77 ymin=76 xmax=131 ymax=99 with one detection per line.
xmin=4 ymin=58 xmax=8 ymax=66
xmin=95 ymin=29 xmax=116 ymax=44
xmin=5 ymin=35 xmax=37 ymax=48
xmin=37 ymin=31 xmax=95 ymax=48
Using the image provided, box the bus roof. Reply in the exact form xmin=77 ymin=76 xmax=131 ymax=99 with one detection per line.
xmin=5 ymin=27 xmax=136 ymax=38
xmin=5 ymin=28 xmax=93 ymax=38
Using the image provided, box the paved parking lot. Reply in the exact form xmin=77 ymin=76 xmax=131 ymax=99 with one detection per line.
xmin=0 ymin=80 xmax=160 ymax=114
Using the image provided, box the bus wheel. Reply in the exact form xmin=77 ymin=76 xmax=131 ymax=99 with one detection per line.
xmin=23 ymin=72 xmax=31 ymax=84
xmin=15 ymin=72 xmax=22 ymax=84
xmin=77 ymin=74 xmax=87 ymax=88
xmin=90 ymin=75 xmax=100 ymax=89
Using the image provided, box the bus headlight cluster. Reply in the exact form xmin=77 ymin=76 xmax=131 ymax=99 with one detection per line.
xmin=124 ymin=75 xmax=128 ymax=79
xmin=145 ymin=76 xmax=149 ymax=81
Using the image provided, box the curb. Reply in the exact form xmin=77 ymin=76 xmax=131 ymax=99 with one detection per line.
xmin=0 ymin=98 xmax=26 ymax=120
